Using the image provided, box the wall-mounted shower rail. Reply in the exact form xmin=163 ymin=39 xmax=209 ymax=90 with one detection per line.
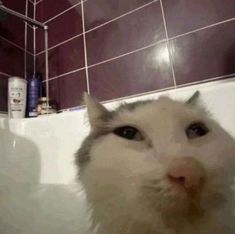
xmin=0 ymin=1 xmax=47 ymax=29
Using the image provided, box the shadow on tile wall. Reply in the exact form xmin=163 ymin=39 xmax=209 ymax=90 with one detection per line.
xmin=0 ymin=0 xmax=34 ymax=112
xmin=35 ymin=0 xmax=235 ymax=111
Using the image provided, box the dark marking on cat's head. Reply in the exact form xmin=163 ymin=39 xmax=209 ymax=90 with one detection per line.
xmin=75 ymin=125 xmax=113 ymax=169
xmin=76 ymin=134 xmax=93 ymax=166
xmin=116 ymin=100 xmax=153 ymax=112
xmin=76 ymin=99 xmax=154 ymax=169
xmin=186 ymin=91 xmax=200 ymax=105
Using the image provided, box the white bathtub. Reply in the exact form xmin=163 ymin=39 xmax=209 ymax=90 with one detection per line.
xmin=0 ymin=78 xmax=235 ymax=234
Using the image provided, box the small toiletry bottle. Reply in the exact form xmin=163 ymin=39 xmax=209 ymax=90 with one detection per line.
xmin=37 ymin=97 xmax=57 ymax=116
xmin=27 ymin=72 xmax=42 ymax=117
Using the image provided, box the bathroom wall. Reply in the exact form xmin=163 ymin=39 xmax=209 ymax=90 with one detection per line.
xmin=0 ymin=0 xmax=34 ymax=113
xmin=34 ymin=0 xmax=235 ymax=111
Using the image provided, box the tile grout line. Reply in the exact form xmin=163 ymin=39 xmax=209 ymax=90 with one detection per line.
xmin=0 ymin=71 xmax=12 ymax=77
xmin=88 ymin=40 xmax=166 ymax=69
xmin=176 ymin=73 xmax=235 ymax=88
xmin=171 ymin=17 xmax=235 ymax=40
xmin=58 ymin=72 xmax=235 ymax=112
xmin=0 ymin=36 xmax=34 ymax=56
xmin=160 ymin=0 xmax=176 ymax=87
xmin=35 ymin=0 xmax=42 ymax=5
xmin=42 ymin=67 xmax=86 ymax=82
xmin=81 ymin=1 xmax=90 ymax=94
xmin=36 ymin=30 xmax=167 ymax=61
xmin=58 ymin=86 xmax=175 ymax=112
xmin=35 ymin=0 xmax=80 ymax=5
xmin=24 ymin=0 xmax=29 ymax=79
xmin=27 ymin=24 xmax=34 ymax=29
xmin=44 ymin=2 xmax=83 ymax=24
xmin=44 ymin=29 xmax=50 ymax=112
xmin=33 ymin=0 xmax=36 ymax=20
xmin=33 ymin=0 xmax=36 ymax=74
xmin=36 ymin=32 xmax=84 ymax=56
xmin=34 ymin=8 xmax=235 ymax=60
xmin=85 ymin=0 xmax=159 ymax=34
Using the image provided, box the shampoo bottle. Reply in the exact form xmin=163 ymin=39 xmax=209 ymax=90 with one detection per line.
xmin=27 ymin=72 xmax=42 ymax=117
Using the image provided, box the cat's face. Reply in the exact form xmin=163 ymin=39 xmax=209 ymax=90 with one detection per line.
xmin=77 ymin=94 xmax=235 ymax=220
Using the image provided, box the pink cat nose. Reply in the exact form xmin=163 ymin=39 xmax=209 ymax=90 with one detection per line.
xmin=167 ymin=157 xmax=205 ymax=193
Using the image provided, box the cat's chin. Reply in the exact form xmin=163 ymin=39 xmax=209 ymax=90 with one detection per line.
xmin=139 ymin=180 xmax=231 ymax=227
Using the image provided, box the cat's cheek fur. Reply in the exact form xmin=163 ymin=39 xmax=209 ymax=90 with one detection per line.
xmin=82 ymin=135 xmax=163 ymax=191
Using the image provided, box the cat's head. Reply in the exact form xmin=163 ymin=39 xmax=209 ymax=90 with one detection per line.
xmin=76 ymin=92 xmax=235 ymax=220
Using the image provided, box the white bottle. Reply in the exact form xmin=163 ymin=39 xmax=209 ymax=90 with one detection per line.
xmin=8 ymin=77 xmax=27 ymax=118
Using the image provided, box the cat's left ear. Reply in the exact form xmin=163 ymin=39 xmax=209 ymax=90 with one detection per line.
xmin=83 ymin=93 xmax=111 ymax=129
xmin=185 ymin=91 xmax=200 ymax=105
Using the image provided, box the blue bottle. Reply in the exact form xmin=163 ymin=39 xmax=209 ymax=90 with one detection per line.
xmin=27 ymin=72 xmax=42 ymax=117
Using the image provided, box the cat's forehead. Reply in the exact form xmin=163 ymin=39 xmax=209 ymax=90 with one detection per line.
xmin=114 ymin=97 xmax=198 ymax=122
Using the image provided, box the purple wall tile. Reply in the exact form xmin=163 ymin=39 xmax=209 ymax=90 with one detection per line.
xmin=4 ymin=0 xmax=26 ymax=14
xmin=89 ymin=42 xmax=174 ymax=101
xmin=0 ymin=38 xmax=24 ymax=77
xmin=27 ymin=25 xmax=34 ymax=53
xmin=36 ymin=0 xmax=81 ymax=22
xmin=0 ymin=15 xmax=25 ymax=48
xmin=0 ymin=0 xmax=27 ymax=47
xmin=163 ymin=0 xmax=235 ymax=38
xmin=49 ymin=69 xmax=87 ymax=110
xmin=86 ymin=1 xmax=165 ymax=65
xmin=0 ymin=74 xmax=8 ymax=112
xmin=36 ymin=3 xmax=83 ymax=52
xmin=28 ymin=1 xmax=34 ymax=19
xmin=26 ymin=53 xmax=34 ymax=78
xmin=170 ymin=20 xmax=235 ymax=85
xmin=36 ymin=53 xmax=45 ymax=79
xmin=34 ymin=0 xmax=235 ymax=111
xmin=84 ymin=0 xmax=154 ymax=30
xmin=36 ymin=35 xmax=85 ymax=78
xmin=36 ymin=29 xmax=43 ymax=53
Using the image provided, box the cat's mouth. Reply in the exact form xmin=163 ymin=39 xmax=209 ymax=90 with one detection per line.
xmin=167 ymin=174 xmax=205 ymax=198
xmin=141 ymin=177 xmax=205 ymax=216
xmin=142 ymin=171 xmax=205 ymax=197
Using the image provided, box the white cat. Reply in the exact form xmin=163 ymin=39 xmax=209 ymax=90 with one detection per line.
xmin=76 ymin=92 xmax=235 ymax=234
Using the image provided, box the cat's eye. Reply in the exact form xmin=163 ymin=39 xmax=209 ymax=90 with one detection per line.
xmin=113 ymin=126 xmax=144 ymax=141
xmin=186 ymin=122 xmax=209 ymax=139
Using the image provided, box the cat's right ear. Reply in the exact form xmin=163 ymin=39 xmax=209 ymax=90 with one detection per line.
xmin=83 ymin=93 xmax=111 ymax=129
xmin=185 ymin=90 xmax=209 ymax=116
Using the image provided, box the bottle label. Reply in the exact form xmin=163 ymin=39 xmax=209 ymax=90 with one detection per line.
xmin=9 ymin=87 xmax=24 ymax=111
